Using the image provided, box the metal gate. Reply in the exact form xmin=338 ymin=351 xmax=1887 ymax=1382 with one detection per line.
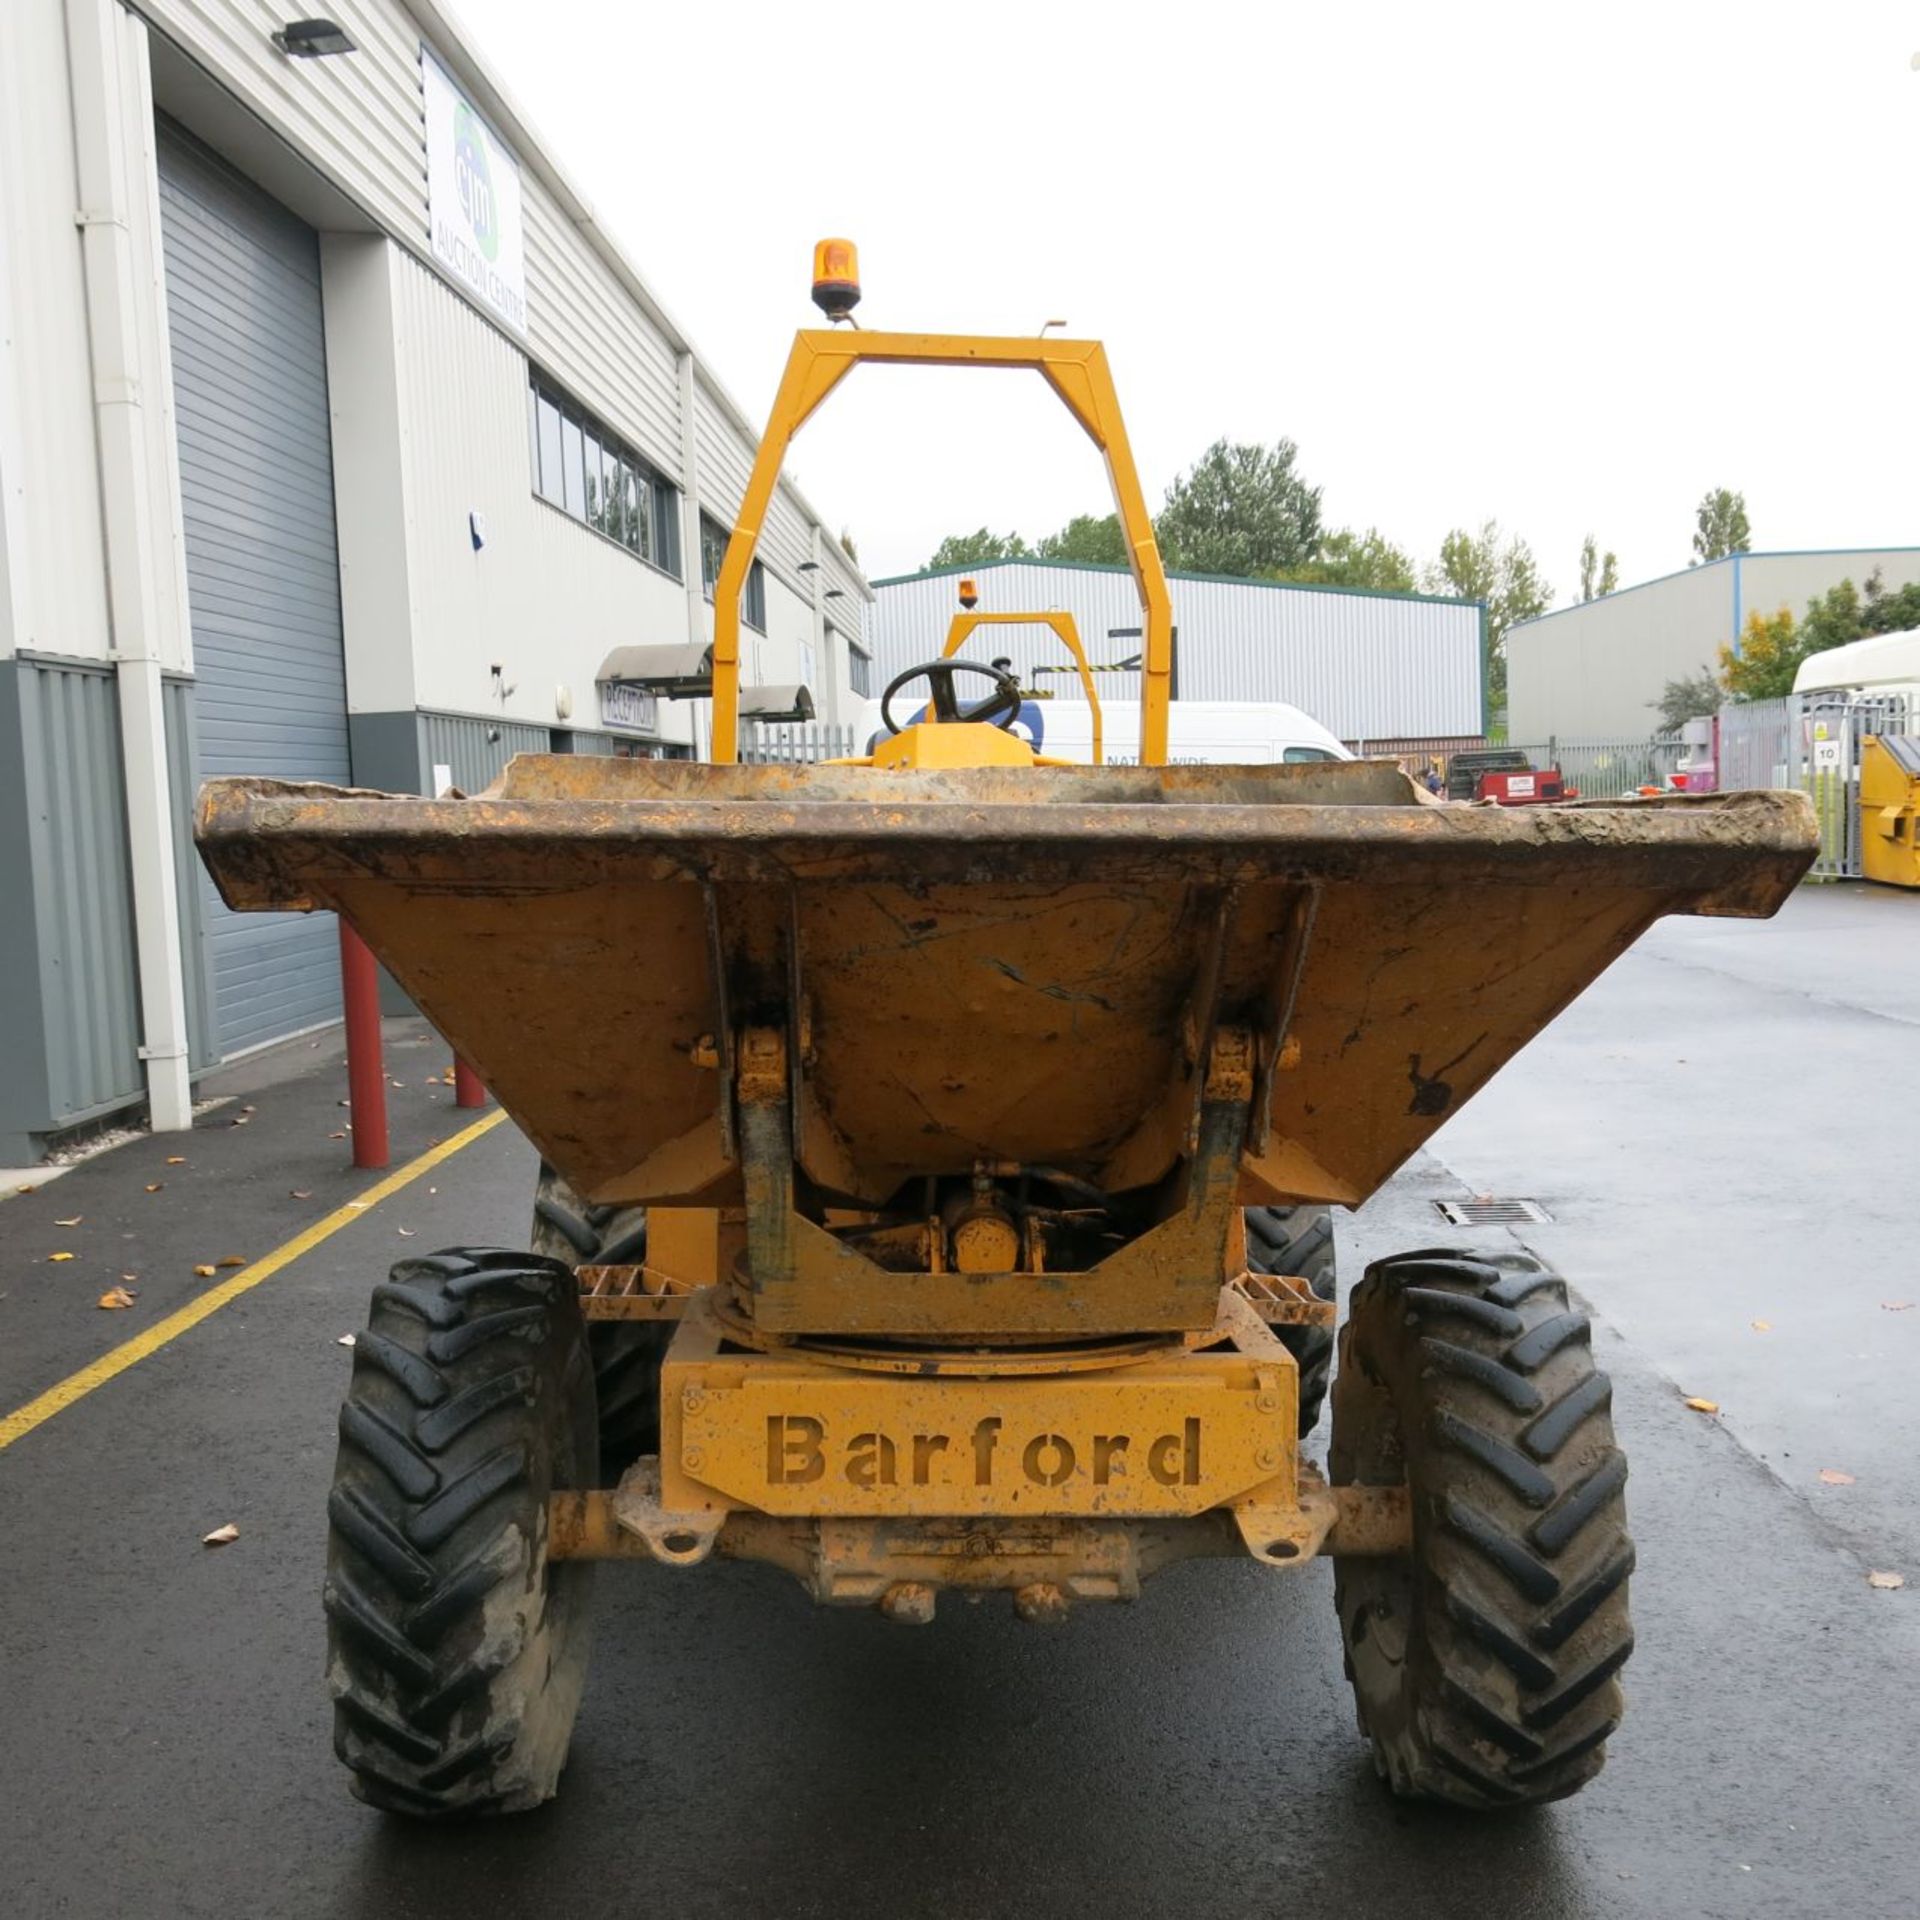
xmin=157 ymin=121 xmax=350 ymax=1057
xmin=1718 ymin=694 xmax=1910 ymax=880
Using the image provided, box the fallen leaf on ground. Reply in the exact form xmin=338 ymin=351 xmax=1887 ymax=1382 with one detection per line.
xmin=230 ymin=1115 xmax=250 ymax=1127
xmin=428 ymin=1186 xmax=437 ymax=1196
xmin=193 ymin=1264 xmax=216 ymax=1277
xmin=1684 ymin=1396 xmax=1720 ymax=1414
xmin=337 ymin=1099 xmax=351 ymax=1108
xmin=336 ymin=1333 xmax=356 ymax=1347
xmin=215 ymin=1256 xmax=246 ymax=1269
xmin=1882 ymin=1301 xmax=1915 ymax=1313
xmin=120 ymin=1272 xmax=138 ymax=1283
xmin=166 ymin=1156 xmax=187 ymax=1165
xmin=145 ymin=1182 xmax=163 ymax=1193
xmin=241 ymin=1105 xmax=256 ymax=1115
xmin=347 ymin=1200 xmax=369 ymax=1210
xmin=202 ymin=1523 xmax=240 ymax=1547
xmin=291 ymin=1189 xmax=312 ymax=1200
xmin=97 ymin=1286 xmax=137 ymax=1310
xmin=390 ymin=1080 xmax=405 ymax=1089
xmin=47 ymin=1252 xmax=75 ymax=1263
xmin=16 ymin=1184 xmax=32 ymax=1194
xmin=1867 ymin=1570 xmax=1904 ymax=1591
xmin=55 ymin=1215 xmax=83 ymax=1227
xmin=1750 ymin=1319 xmax=1771 ymax=1333
xmin=396 ymin=1227 xmax=415 ymax=1237
xmin=1818 ymin=1469 xmax=1855 ymax=1486
xmin=328 ymin=1131 xmax=347 ymax=1140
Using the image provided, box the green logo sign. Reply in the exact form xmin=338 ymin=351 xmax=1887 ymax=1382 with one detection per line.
xmin=453 ymin=101 xmax=498 ymax=262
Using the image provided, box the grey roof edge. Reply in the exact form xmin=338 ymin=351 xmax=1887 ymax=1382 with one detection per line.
xmin=412 ymin=1 xmax=874 ymax=603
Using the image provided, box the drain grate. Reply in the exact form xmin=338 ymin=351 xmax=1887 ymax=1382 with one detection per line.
xmin=1434 ymin=1197 xmax=1553 ymax=1227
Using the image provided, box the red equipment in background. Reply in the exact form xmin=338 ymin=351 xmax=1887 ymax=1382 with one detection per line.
xmin=1475 ymin=765 xmax=1580 ymax=806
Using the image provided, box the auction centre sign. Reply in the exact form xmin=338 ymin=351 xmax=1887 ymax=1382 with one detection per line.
xmin=422 ymin=51 xmax=527 ymax=335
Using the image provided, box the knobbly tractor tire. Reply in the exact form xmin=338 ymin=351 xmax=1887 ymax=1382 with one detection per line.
xmin=531 ymin=1162 xmax=669 ymax=1480
xmin=1245 ymin=1204 xmax=1338 ymax=1436
xmin=1329 ymin=1249 xmax=1633 ymax=1810
xmin=325 ymin=1249 xmax=597 ymax=1817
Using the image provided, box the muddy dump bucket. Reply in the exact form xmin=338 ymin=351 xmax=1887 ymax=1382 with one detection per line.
xmin=197 ymin=756 xmax=1814 ymax=1219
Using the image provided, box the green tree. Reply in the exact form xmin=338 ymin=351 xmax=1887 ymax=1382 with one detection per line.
xmin=1720 ymin=607 xmax=1800 ymax=700
xmin=1037 ymin=512 xmax=1128 ymax=565
xmin=1691 ymin=489 xmax=1752 ymax=565
xmin=1424 ymin=520 xmax=1552 ymax=706
xmin=1579 ymin=534 xmax=1620 ymax=602
xmin=1154 ymin=438 xmax=1323 ymax=577
xmin=1278 ymin=526 xmax=1417 ymax=593
xmin=1653 ymin=666 xmax=1722 ymax=730
xmin=923 ymin=528 xmax=1031 ymax=570
xmin=1790 ymin=570 xmax=1920 ymax=670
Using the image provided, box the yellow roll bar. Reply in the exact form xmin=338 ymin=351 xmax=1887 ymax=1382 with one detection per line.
xmin=708 ymin=331 xmax=1173 ymax=766
xmin=940 ymin=610 xmax=1104 ymax=766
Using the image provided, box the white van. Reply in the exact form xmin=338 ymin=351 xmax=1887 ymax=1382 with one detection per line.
xmin=1791 ymin=625 xmax=1920 ymax=705
xmin=854 ymin=696 xmax=1351 ymax=767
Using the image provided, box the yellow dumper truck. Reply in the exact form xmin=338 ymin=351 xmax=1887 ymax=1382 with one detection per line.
xmin=197 ymin=245 xmax=1817 ymax=1819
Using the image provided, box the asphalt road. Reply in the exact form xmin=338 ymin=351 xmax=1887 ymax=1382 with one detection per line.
xmin=2 ymin=892 xmax=1918 ymax=1919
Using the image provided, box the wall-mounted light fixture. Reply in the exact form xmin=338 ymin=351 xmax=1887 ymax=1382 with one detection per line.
xmin=824 ymin=588 xmax=846 ymax=599
xmin=797 ymin=560 xmax=821 ymax=572
xmin=272 ymin=17 xmax=357 ymax=57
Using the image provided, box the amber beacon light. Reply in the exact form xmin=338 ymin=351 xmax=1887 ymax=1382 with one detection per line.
xmin=810 ymin=238 xmax=862 ymax=320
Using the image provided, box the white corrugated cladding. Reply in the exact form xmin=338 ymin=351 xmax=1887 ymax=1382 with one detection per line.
xmin=124 ymin=0 xmax=871 ymax=618
xmin=390 ymin=254 xmax=692 ymax=724
xmin=0 ymin=0 xmax=116 ymax=664
xmin=691 ymin=382 xmax=812 ymax=586
xmin=870 ymin=563 xmax=1483 ymax=738
xmin=819 ymin=543 xmax=866 ymax=646
xmin=132 ymin=0 xmax=429 ymax=239
xmin=524 ymin=186 xmax=682 ymax=481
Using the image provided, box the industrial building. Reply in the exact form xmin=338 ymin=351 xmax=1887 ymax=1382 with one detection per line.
xmin=0 ymin=0 xmax=871 ymax=1160
xmin=1506 ymin=547 xmax=1920 ymax=743
xmin=870 ymin=560 xmax=1486 ymax=749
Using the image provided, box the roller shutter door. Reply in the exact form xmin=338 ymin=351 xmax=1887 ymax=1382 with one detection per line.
xmin=158 ymin=121 xmax=349 ymax=1057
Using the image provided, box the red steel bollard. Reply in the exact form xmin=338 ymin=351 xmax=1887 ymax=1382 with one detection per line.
xmin=453 ymin=1057 xmax=486 ymax=1109
xmin=339 ymin=922 xmax=390 ymax=1170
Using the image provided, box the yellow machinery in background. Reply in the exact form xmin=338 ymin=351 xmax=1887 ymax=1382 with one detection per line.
xmin=1859 ymin=734 xmax=1920 ymax=888
xmin=877 ymin=591 xmax=1108 ymax=765
xmin=197 ymin=241 xmax=1818 ymax=1822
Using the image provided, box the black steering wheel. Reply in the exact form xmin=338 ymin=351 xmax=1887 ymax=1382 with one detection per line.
xmin=880 ymin=658 xmax=1024 ymax=735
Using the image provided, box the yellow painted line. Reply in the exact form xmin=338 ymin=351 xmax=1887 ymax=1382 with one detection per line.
xmin=0 ymin=1107 xmax=509 ymax=1453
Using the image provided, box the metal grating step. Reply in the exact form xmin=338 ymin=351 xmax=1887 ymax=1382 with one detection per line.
xmin=1434 ymin=1197 xmax=1553 ymax=1227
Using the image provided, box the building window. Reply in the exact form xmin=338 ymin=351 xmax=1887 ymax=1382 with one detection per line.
xmin=700 ymin=514 xmax=728 ymax=599
xmin=701 ymin=511 xmax=767 ymax=632
xmin=528 ymin=372 xmax=681 ymax=577
xmin=848 ymin=641 xmax=872 ymax=698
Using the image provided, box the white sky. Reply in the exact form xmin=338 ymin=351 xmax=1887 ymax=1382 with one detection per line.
xmin=451 ymin=0 xmax=1918 ymax=598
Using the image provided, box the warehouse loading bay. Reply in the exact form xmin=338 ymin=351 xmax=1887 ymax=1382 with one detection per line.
xmin=1 ymin=880 xmax=1915 ymax=1920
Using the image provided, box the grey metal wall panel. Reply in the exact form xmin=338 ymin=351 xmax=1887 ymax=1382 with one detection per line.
xmin=418 ymin=712 xmax=550 ymax=794
xmin=13 ymin=660 xmax=144 ymax=1121
xmin=870 ymin=563 xmax=1482 ymax=738
xmin=159 ymin=120 xmax=349 ymax=1059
